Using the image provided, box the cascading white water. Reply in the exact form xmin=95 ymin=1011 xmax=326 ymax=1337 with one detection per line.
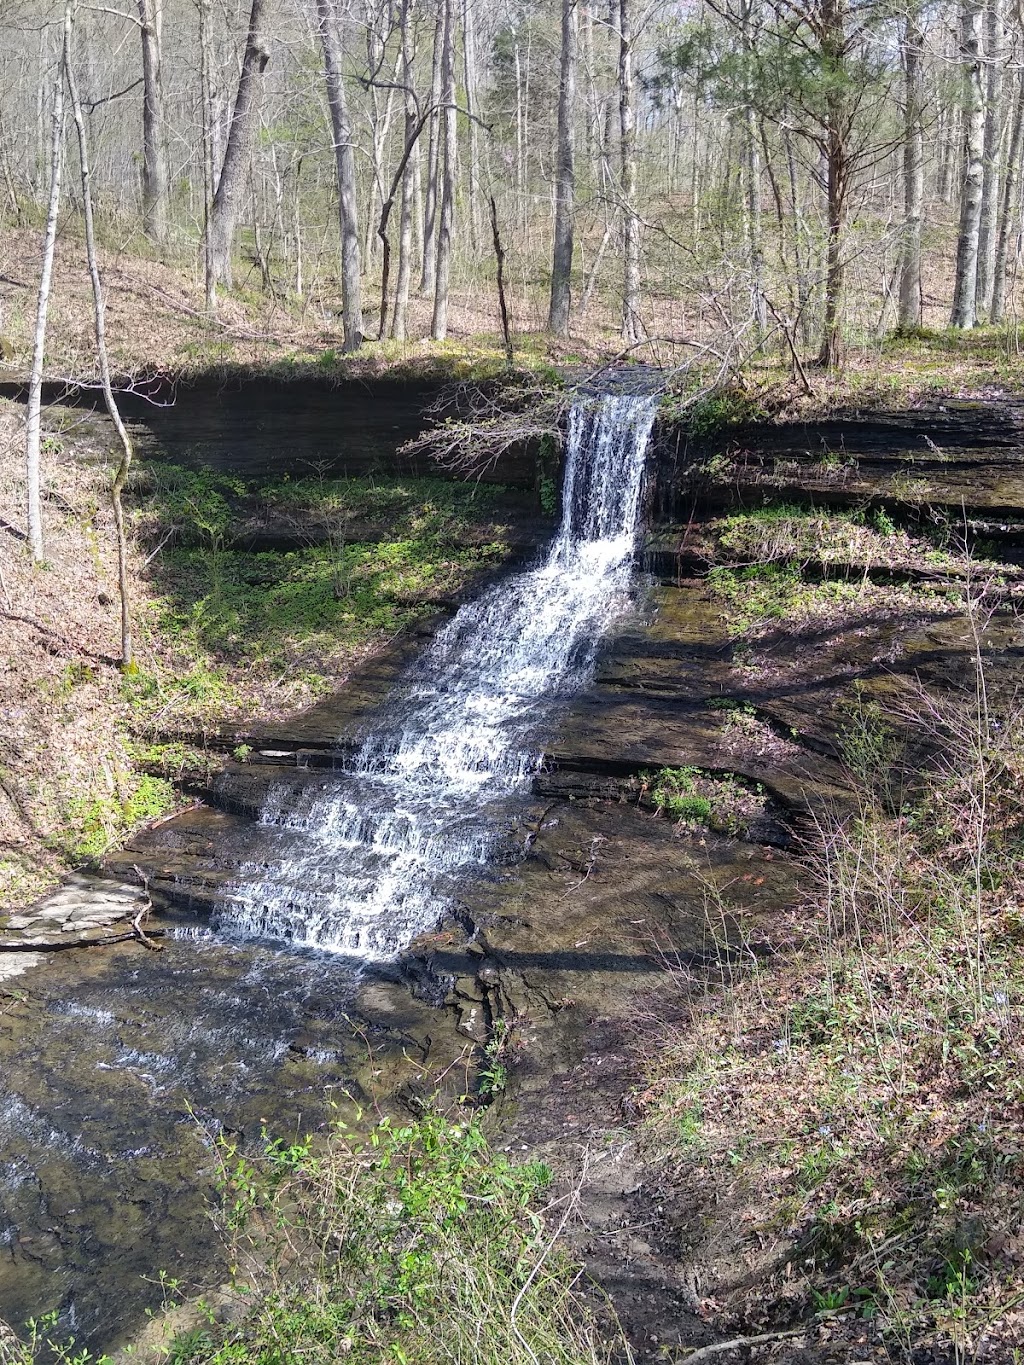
xmin=216 ymin=393 xmax=657 ymax=959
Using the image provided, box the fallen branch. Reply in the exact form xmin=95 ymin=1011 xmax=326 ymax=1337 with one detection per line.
xmin=131 ymin=905 xmax=162 ymax=951
xmin=130 ymin=864 xmax=164 ymax=950
xmin=680 ymin=1325 xmax=810 ymax=1362
xmin=0 ymin=927 xmax=166 ymax=952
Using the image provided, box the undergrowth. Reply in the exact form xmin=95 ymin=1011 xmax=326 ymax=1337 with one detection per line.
xmin=636 ymin=595 xmax=1024 ymax=1360
xmin=637 ymin=765 xmax=768 ymax=838
xmin=0 ymin=1114 xmax=623 ymax=1364
xmin=159 ymin=1114 xmax=621 ymax=1365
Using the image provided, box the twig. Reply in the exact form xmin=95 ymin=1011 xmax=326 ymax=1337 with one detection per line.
xmin=680 ymin=1324 xmax=813 ymax=1361
xmin=130 ymin=865 xmax=163 ymax=951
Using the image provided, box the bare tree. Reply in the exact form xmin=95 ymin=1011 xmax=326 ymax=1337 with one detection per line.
xmin=391 ymin=0 xmax=417 ymax=339
xmin=976 ymin=0 xmax=1004 ymax=319
xmin=318 ymin=0 xmax=364 ymax=350
xmin=951 ymin=0 xmax=986 ymax=328
xmin=548 ymin=0 xmax=577 ymax=335
xmin=208 ymin=0 xmax=273 ymax=289
xmin=992 ymin=58 xmax=1024 ymax=321
xmin=619 ymin=0 xmax=641 ymax=342
xmin=65 ymin=1 xmax=136 ymax=667
xmin=25 ymin=21 xmax=66 ymax=563
xmin=430 ymin=0 xmax=456 ymax=340
xmin=138 ymin=0 xmax=169 ymax=244
xmin=418 ymin=0 xmax=444 ymax=296
xmin=898 ymin=8 xmax=925 ymax=330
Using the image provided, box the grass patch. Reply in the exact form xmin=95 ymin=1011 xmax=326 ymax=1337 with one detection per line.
xmin=53 ymin=771 xmax=176 ymax=864
xmin=154 ymin=539 xmax=504 ymax=674
xmin=712 ymin=503 xmax=914 ymax=567
xmin=258 ymin=472 xmax=515 ymax=534
xmin=146 ymin=1113 xmax=621 ymax=1365
xmin=705 ymin=563 xmax=868 ymax=635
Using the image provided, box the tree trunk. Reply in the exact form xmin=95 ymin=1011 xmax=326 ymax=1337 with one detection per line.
xmin=391 ymin=0 xmax=416 ymax=340
xmin=25 ymin=20 xmax=66 ymax=563
xmin=548 ymin=0 xmax=577 ymax=334
xmin=463 ymin=0 xmax=482 ymax=252
xmin=66 ymin=4 xmax=136 ymax=669
xmin=740 ymin=0 xmax=766 ymax=333
xmin=199 ymin=0 xmax=216 ymax=310
xmin=951 ymin=0 xmax=986 ymax=328
xmin=431 ymin=0 xmax=456 ymax=340
xmin=898 ymin=11 xmax=924 ymax=330
xmin=818 ymin=127 xmax=847 ymax=367
xmin=317 ymin=0 xmax=363 ymax=351
xmin=208 ymin=0 xmax=272 ymax=289
xmin=977 ymin=0 xmax=1004 ymax=319
xmin=992 ymin=63 xmax=1024 ymax=321
xmin=137 ymin=0 xmax=169 ymax=245
xmin=418 ymin=0 xmax=444 ymax=297
xmin=619 ymin=0 xmax=641 ymax=342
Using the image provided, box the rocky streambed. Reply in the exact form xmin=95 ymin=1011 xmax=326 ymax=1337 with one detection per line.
xmin=2 ymin=383 xmax=1024 ymax=1359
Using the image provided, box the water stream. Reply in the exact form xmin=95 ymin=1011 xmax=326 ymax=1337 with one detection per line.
xmin=217 ymin=393 xmax=658 ymax=959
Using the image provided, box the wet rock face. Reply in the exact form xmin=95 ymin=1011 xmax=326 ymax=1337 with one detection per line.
xmin=117 ymin=374 xmax=540 ymax=489
xmin=651 ymin=400 xmax=1024 ymax=530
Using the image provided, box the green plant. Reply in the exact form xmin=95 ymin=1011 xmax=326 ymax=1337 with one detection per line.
xmin=478 ymin=1019 xmax=514 ymax=1099
xmin=59 ymin=773 xmax=175 ymax=864
xmin=640 ymin=766 xmax=767 ymax=836
xmin=178 ymin=1113 xmax=620 ymax=1365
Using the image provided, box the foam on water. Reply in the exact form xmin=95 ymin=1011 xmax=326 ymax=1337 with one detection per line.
xmin=217 ymin=393 xmax=658 ymax=959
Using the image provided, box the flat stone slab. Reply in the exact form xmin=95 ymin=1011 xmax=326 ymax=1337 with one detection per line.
xmin=0 ymin=875 xmax=147 ymax=954
xmin=0 ymin=953 xmax=44 ymax=981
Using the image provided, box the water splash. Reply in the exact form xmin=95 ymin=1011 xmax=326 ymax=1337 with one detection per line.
xmin=218 ymin=393 xmax=657 ymax=959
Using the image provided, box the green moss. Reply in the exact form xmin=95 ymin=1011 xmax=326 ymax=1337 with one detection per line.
xmin=154 ymin=538 xmax=502 ymax=675
xmin=58 ymin=773 xmax=176 ymax=865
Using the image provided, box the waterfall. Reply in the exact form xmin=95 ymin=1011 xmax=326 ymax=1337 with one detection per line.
xmin=217 ymin=392 xmax=658 ymax=959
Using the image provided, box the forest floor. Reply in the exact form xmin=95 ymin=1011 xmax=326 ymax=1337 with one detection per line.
xmin=4 ymin=224 xmax=1024 ymax=413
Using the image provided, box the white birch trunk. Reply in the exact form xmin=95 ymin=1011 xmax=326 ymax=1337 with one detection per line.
xmin=951 ymin=0 xmax=986 ymax=328
xmin=25 ymin=27 xmax=66 ymax=563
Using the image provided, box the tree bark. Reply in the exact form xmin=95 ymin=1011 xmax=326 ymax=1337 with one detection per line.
xmin=817 ymin=0 xmax=850 ymax=368
xmin=25 ymin=16 xmax=66 ymax=563
xmin=66 ymin=4 xmax=136 ymax=668
xmin=208 ymin=0 xmax=272 ymax=289
xmin=818 ymin=130 xmax=847 ymax=366
xmin=391 ymin=0 xmax=416 ymax=340
xmin=463 ymin=0 xmax=482 ymax=252
xmin=992 ymin=62 xmax=1024 ymax=321
xmin=418 ymin=0 xmax=444 ymax=297
xmin=431 ymin=0 xmax=456 ymax=340
xmin=548 ymin=0 xmax=577 ymax=334
xmin=898 ymin=10 xmax=924 ymax=330
xmin=976 ymin=0 xmax=1004 ymax=319
xmin=198 ymin=0 xmax=215 ymax=311
xmin=740 ymin=0 xmax=766 ymax=334
xmin=619 ymin=0 xmax=641 ymax=342
xmin=317 ymin=0 xmax=363 ymax=351
xmin=490 ymin=196 xmax=513 ymax=365
xmin=137 ymin=0 xmax=169 ymax=245
xmin=951 ymin=0 xmax=986 ymax=328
